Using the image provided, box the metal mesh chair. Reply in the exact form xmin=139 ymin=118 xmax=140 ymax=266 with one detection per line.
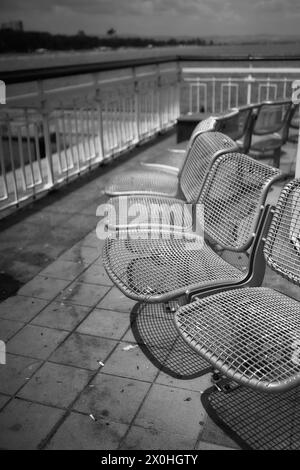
xmin=175 ymin=179 xmax=300 ymax=393
xmin=215 ymin=105 xmax=258 ymax=153
xmin=249 ymin=100 xmax=293 ymax=168
xmin=104 ymin=132 xmax=237 ymax=231
xmin=289 ymin=104 xmax=299 ymax=143
xmin=141 ymin=116 xmax=218 ymax=173
xmin=102 ymin=152 xmax=280 ymax=303
xmin=104 ymin=120 xmax=226 ymax=198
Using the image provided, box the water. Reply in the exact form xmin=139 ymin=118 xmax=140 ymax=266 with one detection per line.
xmin=1 ymin=42 xmax=300 ymax=72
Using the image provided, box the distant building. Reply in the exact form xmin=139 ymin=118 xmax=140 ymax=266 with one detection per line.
xmin=1 ymin=21 xmax=23 ymax=31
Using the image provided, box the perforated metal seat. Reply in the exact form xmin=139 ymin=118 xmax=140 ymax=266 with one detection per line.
xmin=103 ymin=231 xmax=244 ymax=302
xmin=104 ymin=195 xmax=193 ymax=231
xmin=141 ymin=116 xmax=218 ymax=173
xmin=104 ymin=129 xmax=235 ymax=197
xmin=175 ymin=179 xmax=300 ymax=393
xmin=105 ymin=168 xmax=179 ymax=197
xmin=104 ymin=132 xmax=237 ymax=231
xmin=102 ymin=152 xmax=281 ymax=302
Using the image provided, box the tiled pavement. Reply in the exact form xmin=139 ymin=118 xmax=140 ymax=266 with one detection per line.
xmin=0 ymin=132 xmax=298 ymax=450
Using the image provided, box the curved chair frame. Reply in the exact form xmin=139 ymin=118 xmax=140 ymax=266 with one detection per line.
xmin=174 ymin=179 xmax=300 ymax=394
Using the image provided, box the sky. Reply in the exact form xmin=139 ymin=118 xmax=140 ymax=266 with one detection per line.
xmin=1 ymin=0 xmax=300 ymax=37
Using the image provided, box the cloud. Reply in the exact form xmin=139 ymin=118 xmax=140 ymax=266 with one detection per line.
xmin=1 ymin=0 xmax=300 ymax=35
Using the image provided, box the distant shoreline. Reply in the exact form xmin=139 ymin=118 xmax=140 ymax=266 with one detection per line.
xmin=1 ymin=43 xmax=300 ymax=72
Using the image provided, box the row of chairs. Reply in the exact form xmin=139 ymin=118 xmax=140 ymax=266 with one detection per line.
xmin=101 ymin=121 xmax=300 ymax=395
xmin=104 ymin=100 xmax=296 ymax=203
xmin=146 ymin=99 xmax=297 ymax=173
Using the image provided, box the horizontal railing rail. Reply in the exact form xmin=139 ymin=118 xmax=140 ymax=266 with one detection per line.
xmin=181 ymin=66 xmax=300 ymax=114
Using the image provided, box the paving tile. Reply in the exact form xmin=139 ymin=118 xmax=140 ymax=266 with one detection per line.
xmin=197 ymin=441 xmax=236 ymax=450
xmin=24 ymin=210 xmax=70 ymax=227
xmin=155 ymin=371 xmax=212 ymax=392
xmin=97 ymin=287 xmax=137 ymax=313
xmin=18 ymin=362 xmax=91 ymax=408
xmin=0 ymin=398 xmax=64 ymax=449
xmin=76 ymin=308 xmax=129 ymax=340
xmin=0 ymin=222 xmax=43 ymax=246
xmin=81 ymin=230 xmax=100 ymax=248
xmin=15 ymin=242 xmax=69 ymax=268
xmin=122 ymin=327 xmax=138 ymax=344
xmin=73 ymin=374 xmax=150 ymax=424
xmin=0 ymin=296 xmax=48 ymax=322
xmin=90 ymin=237 xmax=109 ymax=254
xmin=60 ymin=244 xmax=100 ymax=264
xmin=101 ymin=342 xmax=158 ymax=382
xmin=45 ymin=194 xmax=91 ymax=214
xmin=57 ymin=282 xmax=110 ymax=307
xmin=31 ymin=301 xmax=90 ymax=331
xmin=46 ymin=412 xmax=128 ymax=450
xmin=200 ymin=416 xmax=240 ymax=450
xmin=0 ymin=394 xmax=10 ymax=410
xmin=134 ymin=384 xmax=206 ymax=439
xmin=39 ymin=260 xmax=89 ymax=281
xmin=63 ymin=214 xmax=98 ymax=236
xmin=0 ymin=319 xmax=25 ymax=342
xmin=3 ymin=260 xmax=41 ymax=284
xmin=121 ymin=426 xmax=196 ymax=450
xmin=7 ymin=325 xmax=68 ymax=360
xmin=78 ymin=264 xmax=113 ymax=286
xmin=0 ymin=354 xmax=41 ymax=395
xmin=18 ymin=276 xmax=69 ymax=301
xmin=50 ymin=332 xmax=117 ymax=370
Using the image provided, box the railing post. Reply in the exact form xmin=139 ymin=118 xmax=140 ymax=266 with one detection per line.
xmin=245 ymin=74 xmax=254 ymax=105
xmin=176 ymin=60 xmax=182 ymax=119
xmin=212 ymin=77 xmax=216 ymax=114
xmin=228 ymin=77 xmax=232 ymax=110
xmin=37 ymin=80 xmax=54 ymax=187
xmin=93 ymin=73 xmax=105 ymax=162
xmin=156 ymin=64 xmax=162 ymax=130
xmin=132 ymin=67 xmax=140 ymax=142
xmin=266 ymin=77 xmax=271 ymax=100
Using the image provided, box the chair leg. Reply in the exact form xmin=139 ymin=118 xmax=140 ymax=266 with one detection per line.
xmin=273 ymin=147 xmax=281 ymax=168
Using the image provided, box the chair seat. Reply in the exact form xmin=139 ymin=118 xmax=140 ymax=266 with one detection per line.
xmin=141 ymin=151 xmax=186 ymax=173
xmin=105 ymin=169 xmax=178 ymax=197
xmin=174 ymin=287 xmax=300 ymax=393
xmin=250 ymin=133 xmax=282 ymax=153
xmin=290 ymin=117 xmax=300 ymax=129
xmin=105 ymin=195 xmax=193 ymax=231
xmin=102 ymin=231 xmax=245 ymax=302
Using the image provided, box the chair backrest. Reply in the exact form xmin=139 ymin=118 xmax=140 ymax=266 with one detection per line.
xmin=214 ymin=109 xmax=240 ymax=140
xmin=179 ymin=131 xmax=238 ymax=204
xmin=264 ymin=179 xmax=300 ymax=287
xmin=253 ymin=100 xmax=292 ymax=136
xmin=189 ymin=116 xmax=217 ymax=142
xmin=213 ymin=106 xmax=257 ymax=153
xmin=198 ymin=152 xmax=281 ymax=251
xmin=290 ymin=104 xmax=300 ymax=129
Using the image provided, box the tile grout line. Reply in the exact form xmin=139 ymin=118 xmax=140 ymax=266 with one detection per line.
xmin=0 ymin=273 xmax=115 ymax=425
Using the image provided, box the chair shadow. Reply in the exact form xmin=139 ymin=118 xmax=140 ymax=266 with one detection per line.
xmin=201 ymin=380 xmax=300 ymax=450
xmin=130 ymin=301 xmax=212 ymax=379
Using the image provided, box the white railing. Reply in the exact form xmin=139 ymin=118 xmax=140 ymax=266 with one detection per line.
xmin=181 ymin=66 xmax=300 ymax=114
xmin=1 ymin=59 xmax=300 ymax=216
xmin=0 ymin=62 xmax=180 ymax=215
